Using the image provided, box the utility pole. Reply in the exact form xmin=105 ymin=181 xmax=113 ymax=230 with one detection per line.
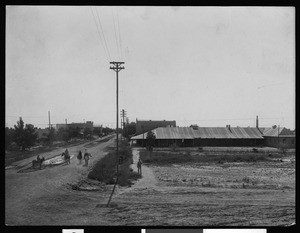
xmin=278 ymin=125 xmax=280 ymax=149
xmin=121 ymin=109 xmax=127 ymax=140
xmin=126 ymin=117 xmax=129 ymax=140
xmin=48 ymin=111 xmax=51 ymax=130
xmin=120 ymin=118 xmax=123 ymax=141
xmin=107 ymin=61 xmax=125 ymax=207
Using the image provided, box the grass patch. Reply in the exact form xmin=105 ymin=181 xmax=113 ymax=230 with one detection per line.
xmin=139 ymin=150 xmax=269 ymax=164
xmin=88 ymin=140 xmax=137 ymax=186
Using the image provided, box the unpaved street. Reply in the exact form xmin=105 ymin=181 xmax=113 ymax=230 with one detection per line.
xmin=5 ymin=144 xmax=295 ymax=226
xmin=5 ymin=136 xmax=115 ymax=225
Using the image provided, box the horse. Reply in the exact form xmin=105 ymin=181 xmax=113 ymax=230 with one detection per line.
xmin=32 ymin=156 xmax=45 ymax=169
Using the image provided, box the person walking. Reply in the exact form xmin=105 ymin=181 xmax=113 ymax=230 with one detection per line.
xmin=83 ymin=149 xmax=92 ymax=166
xmin=137 ymin=158 xmax=143 ymax=176
xmin=77 ymin=150 xmax=83 ymax=164
xmin=64 ymin=148 xmax=71 ymax=164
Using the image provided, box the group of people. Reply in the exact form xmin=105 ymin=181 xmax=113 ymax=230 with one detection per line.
xmin=35 ymin=147 xmax=144 ymax=176
xmin=60 ymin=148 xmax=92 ymax=166
xmin=77 ymin=148 xmax=92 ymax=166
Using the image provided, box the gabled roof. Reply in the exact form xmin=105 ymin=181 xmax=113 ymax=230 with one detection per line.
xmin=261 ymin=127 xmax=295 ymax=137
xmin=230 ymin=127 xmax=263 ymax=139
xmin=131 ymin=126 xmax=264 ymax=140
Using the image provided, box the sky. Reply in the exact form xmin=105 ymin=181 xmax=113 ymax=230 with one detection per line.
xmin=6 ymin=6 xmax=295 ymax=129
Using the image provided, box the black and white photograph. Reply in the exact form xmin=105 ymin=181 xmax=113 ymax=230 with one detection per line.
xmin=5 ymin=6 xmax=295 ymax=226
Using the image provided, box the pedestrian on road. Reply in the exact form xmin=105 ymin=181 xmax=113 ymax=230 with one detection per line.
xmin=64 ymin=148 xmax=70 ymax=164
xmin=65 ymin=148 xmax=69 ymax=157
xmin=83 ymin=149 xmax=92 ymax=166
xmin=77 ymin=150 xmax=83 ymax=164
xmin=137 ymin=158 xmax=143 ymax=176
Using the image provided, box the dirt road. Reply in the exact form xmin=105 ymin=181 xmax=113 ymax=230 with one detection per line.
xmin=5 ymin=136 xmax=115 ymax=225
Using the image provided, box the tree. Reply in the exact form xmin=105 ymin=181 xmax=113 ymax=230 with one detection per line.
xmin=23 ymin=124 xmax=38 ymax=149
xmin=5 ymin=127 xmax=15 ymax=150
xmin=47 ymin=127 xmax=55 ymax=144
xmin=146 ymin=131 xmax=156 ymax=151
xmin=68 ymin=127 xmax=81 ymax=138
xmin=102 ymin=126 xmax=114 ymax=135
xmin=83 ymin=127 xmax=92 ymax=138
xmin=56 ymin=127 xmax=70 ymax=142
xmin=13 ymin=117 xmax=37 ymax=150
xmin=13 ymin=117 xmax=26 ymax=150
xmin=122 ymin=122 xmax=136 ymax=139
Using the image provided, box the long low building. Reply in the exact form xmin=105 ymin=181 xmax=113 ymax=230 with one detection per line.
xmin=131 ymin=126 xmax=265 ymax=147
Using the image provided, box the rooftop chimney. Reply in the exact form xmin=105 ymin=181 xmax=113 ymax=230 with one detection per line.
xmin=256 ymin=116 xmax=259 ymax=128
xmin=226 ymin=124 xmax=231 ymax=132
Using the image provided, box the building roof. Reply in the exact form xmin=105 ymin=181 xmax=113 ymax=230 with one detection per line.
xmin=230 ymin=127 xmax=264 ymax=139
xmin=131 ymin=126 xmax=264 ymax=140
xmin=261 ymin=127 xmax=295 ymax=137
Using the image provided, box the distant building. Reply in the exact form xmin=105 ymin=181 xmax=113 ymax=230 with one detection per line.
xmin=55 ymin=121 xmax=94 ymax=131
xmin=55 ymin=124 xmax=68 ymax=130
xmin=131 ymin=126 xmax=264 ymax=147
xmin=132 ymin=124 xmax=295 ymax=148
xmin=136 ymin=119 xmax=176 ymax=135
xmin=260 ymin=126 xmax=295 ymax=148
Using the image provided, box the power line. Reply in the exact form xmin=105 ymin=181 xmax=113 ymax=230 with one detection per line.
xmin=6 ymin=115 xmax=47 ymax=118
xmin=90 ymin=7 xmax=110 ymax=62
xmin=112 ymin=8 xmax=120 ymax=60
xmin=116 ymin=8 xmax=123 ymax=60
xmin=95 ymin=7 xmax=111 ymax=60
xmin=175 ymin=117 xmax=291 ymax=122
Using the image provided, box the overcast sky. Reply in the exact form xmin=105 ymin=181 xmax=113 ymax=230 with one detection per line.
xmin=6 ymin=6 xmax=295 ymax=129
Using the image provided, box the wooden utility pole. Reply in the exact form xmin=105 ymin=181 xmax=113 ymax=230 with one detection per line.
xmin=120 ymin=118 xmax=123 ymax=141
xmin=48 ymin=111 xmax=51 ymax=130
xmin=107 ymin=61 xmax=125 ymax=207
xmin=121 ymin=109 xmax=127 ymax=140
xmin=278 ymin=125 xmax=280 ymax=148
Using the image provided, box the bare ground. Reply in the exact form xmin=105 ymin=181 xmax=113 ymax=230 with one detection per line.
xmin=5 ymin=144 xmax=295 ymax=226
xmin=100 ymin=148 xmax=295 ymax=226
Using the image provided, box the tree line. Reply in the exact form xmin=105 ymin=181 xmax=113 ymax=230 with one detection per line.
xmin=5 ymin=117 xmax=116 ymax=151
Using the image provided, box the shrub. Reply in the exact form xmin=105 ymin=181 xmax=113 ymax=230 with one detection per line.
xmin=88 ymin=151 xmax=117 ymax=183
xmin=88 ymin=140 xmax=135 ymax=186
